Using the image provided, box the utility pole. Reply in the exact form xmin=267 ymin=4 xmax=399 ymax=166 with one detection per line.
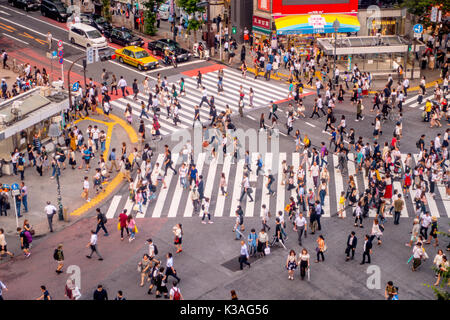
xmin=332 ymin=19 xmax=340 ymax=91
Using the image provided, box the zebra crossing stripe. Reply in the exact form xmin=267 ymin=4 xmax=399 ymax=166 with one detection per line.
xmin=347 ymin=153 xmax=359 ymax=191
xmin=214 ymin=154 xmax=232 ymax=217
xmin=204 ymin=156 xmax=218 ymax=201
xmin=413 ymin=154 xmax=440 ymax=218
xmin=276 ymin=153 xmax=286 ymax=216
xmin=183 ymin=152 xmax=206 ymax=218
xmin=291 ymin=153 xmax=299 ymax=199
xmin=167 ymin=155 xmax=185 ymax=218
xmin=333 ymin=154 xmax=345 ymax=218
xmin=260 ymin=153 xmax=273 ymax=217
xmin=152 ymin=153 xmax=179 ymax=218
xmin=230 ymin=158 xmax=245 ymax=216
xmin=249 ymin=152 xmax=259 ymax=182
xmin=305 ymin=158 xmax=314 ymax=195
xmin=222 ymin=68 xmax=291 ymax=95
xmin=436 ymin=183 xmax=450 ymax=217
xmin=106 ymin=195 xmax=121 ymax=219
xmin=408 ymin=94 xmax=434 ymax=108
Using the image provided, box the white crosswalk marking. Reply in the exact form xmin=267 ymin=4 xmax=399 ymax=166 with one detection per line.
xmin=104 ymin=152 xmax=449 ymax=219
xmin=230 ymin=158 xmax=245 ymax=216
xmin=291 ymin=153 xmax=299 ymax=199
xmin=214 ymin=155 xmax=232 ymax=217
xmin=333 ymin=154 xmax=345 ymax=218
xmin=106 ymin=195 xmax=121 ymax=219
xmin=183 ymin=152 xmax=206 ymax=218
xmin=260 ymin=153 xmax=273 ymax=217
xmin=250 ymin=152 xmax=259 ymax=182
xmin=276 ymin=153 xmax=286 ymax=216
xmin=152 ymin=153 xmax=179 ymax=218
xmin=413 ymin=154 xmax=440 ymax=218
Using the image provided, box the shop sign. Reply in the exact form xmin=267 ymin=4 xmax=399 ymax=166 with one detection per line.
xmin=253 ymin=16 xmax=271 ymax=30
xmin=308 ymin=14 xmax=326 ymax=33
xmin=258 ymin=0 xmax=271 ymax=12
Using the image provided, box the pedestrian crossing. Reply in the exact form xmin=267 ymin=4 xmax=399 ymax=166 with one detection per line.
xmin=103 ymin=152 xmax=450 ymax=219
xmin=109 ymin=68 xmax=305 ymax=136
xmin=404 ymin=91 xmax=448 ymax=110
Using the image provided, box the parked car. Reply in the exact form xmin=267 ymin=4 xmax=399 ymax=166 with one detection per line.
xmin=103 ymin=27 xmax=145 ymax=47
xmin=40 ymin=0 xmax=70 ymax=22
xmin=9 ymin=0 xmax=40 ymax=11
xmin=148 ymin=39 xmax=191 ymax=62
xmin=115 ymin=46 xmax=158 ymax=71
xmin=79 ymin=13 xmax=112 ymax=34
xmin=158 ymin=3 xmax=169 ymax=20
xmin=68 ymin=23 xmax=108 ymax=49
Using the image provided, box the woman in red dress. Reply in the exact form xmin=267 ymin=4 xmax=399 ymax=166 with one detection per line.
xmin=384 ymin=173 xmax=393 ymax=204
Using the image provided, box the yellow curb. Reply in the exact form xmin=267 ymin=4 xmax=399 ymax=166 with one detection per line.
xmin=68 ymin=110 xmax=139 ymax=216
xmin=246 ymin=67 xmax=319 ymax=89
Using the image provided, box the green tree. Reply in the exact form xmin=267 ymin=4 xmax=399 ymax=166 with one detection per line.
xmin=143 ymin=0 xmax=164 ymax=36
xmin=176 ymin=0 xmax=205 ymax=42
xmin=101 ymin=0 xmax=112 ymax=23
xmin=402 ymin=0 xmax=449 ymax=29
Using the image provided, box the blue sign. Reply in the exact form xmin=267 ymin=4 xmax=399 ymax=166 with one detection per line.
xmin=59 ymin=57 xmax=63 ymax=64
xmin=11 ymin=183 xmax=19 ymax=190
xmin=58 ymin=50 xmax=64 ymax=58
xmin=72 ymin=82 xmax=79 ymax=92
xmin=2 ymin=184 xmax=10 ymax=190
xmin=413 ymin=24 xmax=423 ymax=34
xmin=52 ymin=51 xmax=57 ymax=57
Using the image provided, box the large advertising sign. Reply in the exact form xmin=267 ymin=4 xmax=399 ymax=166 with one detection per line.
xmin=272 ymin=0 xmax=358 ymax=15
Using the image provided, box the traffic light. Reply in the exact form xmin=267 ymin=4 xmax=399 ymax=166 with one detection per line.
xmin=232 ymin=26 xmax=237 ymax=34
xmin=408 ymin=44 xmax=412 ymax=52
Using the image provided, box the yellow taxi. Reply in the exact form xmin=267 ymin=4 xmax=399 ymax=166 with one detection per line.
xmin=114 ymin=46 xmax=158 ymax=71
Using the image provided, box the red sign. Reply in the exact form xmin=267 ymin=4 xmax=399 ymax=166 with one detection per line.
xmin=253 ymin=16 xmax=271 ymax=29
xmin=272 ymin=0 xmax=358 ymax=15
xmin=258 ymin=0 xmax=271 ymax=12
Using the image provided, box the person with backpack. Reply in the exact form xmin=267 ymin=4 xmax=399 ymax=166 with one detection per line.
xmin=17 ymin=227 xmax=31 ymax=258
xmin=95 ymin=208 xmax=109 ymax=236
xmin=147 ymin=238 xmax=159 ymax=263
xmin=170 ymin=281 xmax=183 ymax=300
xmin=54 ymin=244 xmax=64 ymax=274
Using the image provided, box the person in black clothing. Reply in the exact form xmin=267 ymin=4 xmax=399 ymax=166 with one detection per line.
xmin=115 ymin=290 xmax=126 ymax=300
xmin=360 ymin=235 xmax=373 ymax=265
xmin=95 ymin=208 xmax=109 ymax=236
xmin=36 ymin=285 xmax=51 ymax=300
xmin=93 ymin=285 xmax=108 ymax=300
xmin=310 ymin=98 xmax=321 ymax=119
xmin=163 ymin=146 xmax=177 ymax=176
xmin=324 ymin=108 xmax=335 ymax=132
xmin=345 ymin=231 xmax=357 ymax=261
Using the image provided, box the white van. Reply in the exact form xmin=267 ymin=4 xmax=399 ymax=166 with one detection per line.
xmin=68 ymin=23 xmax=108 ymax=48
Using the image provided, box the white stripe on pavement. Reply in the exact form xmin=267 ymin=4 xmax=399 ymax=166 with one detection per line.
xmin=214 ymin=154 xmax=232 ymax=217
xmin=106 ymin=195 xmax=121 ymax=219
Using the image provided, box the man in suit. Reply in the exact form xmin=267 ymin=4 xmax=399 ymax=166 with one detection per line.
xmin=360 ymin=234 xmax=373 ymax=265
xmin=197 ymin=175 xmax=204 ymax=200
xmin=345 ymin=231 xmax=357 ymax=261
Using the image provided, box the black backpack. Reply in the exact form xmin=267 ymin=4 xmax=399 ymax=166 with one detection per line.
xmin=154 ymin=244 xmax=159 ymax=255
xmin=101 ymin=213 xmax=107 ymax=224
xmin=53 ymin=249 xmax=59 ymax=260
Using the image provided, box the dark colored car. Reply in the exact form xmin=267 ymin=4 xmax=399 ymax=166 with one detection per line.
xmin=97 ymin=47 xmax=115 ymax=62
xmin=103 ymin=27 xmax=144 ymax=47
xmin=148 ymin=39 xmax=191 ymax=62
xmin=40 ymin=0 xmax=70 ymax=22
xmin=79 ymin=13 xmax=112 ymax=34
xmin=9 ymin=0 xmax=40 ymax=11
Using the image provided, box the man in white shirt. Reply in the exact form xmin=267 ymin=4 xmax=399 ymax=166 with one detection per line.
xmin=198 ymin=86 xmax=210 ymax=108
xmin=169 ymin=281 xmax=183 ymax=300
xmin=335 ymin=67 xmax=340 ymax=85
xmin=178 ymin=163 xmax=188 ymax=189
xmin=315 ymin=79 xmax=322 ymax=96
xmin=420 ymin=211 xmax=432 ymax=241
xmin=261 ymin=204 xmax=270 ymax=232
xmin=117 ymin=76 xmax=128 ymax=97
xmin=295 ymin=212 xmax=307 ymax=246
xmin=239 ymin=174 xmax=253 ymax=202
xmin=86 ymin=230 xmax=103 ymax=260
xmin=44 ymin=201 xmax=57 ymax=232
xmin=402 ymin=78 xmax=409 ymax=96
xmin=165 ymin=252 xmax=180 ymax=282
xmin=434 ymin=133 xmax=442 ymax=153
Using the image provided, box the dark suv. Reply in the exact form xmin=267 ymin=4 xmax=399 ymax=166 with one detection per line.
xmin=40 ymin=0 xmax=70 ymax=22
xmin=9 ymin=0 xmax=40 ymax=11
xmin=148 ymin=39 xmax=191 ymax=62
xmin=103 ymin=27 xmax=145 ymax=47
xmin=79 ymin=13 xmax=112 ymax=34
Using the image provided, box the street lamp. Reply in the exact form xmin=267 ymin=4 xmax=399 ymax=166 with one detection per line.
xmin=48 ymin=122 xmax=64 ymax=221
xmin=332 ymin=19 xmax=340 ymax=91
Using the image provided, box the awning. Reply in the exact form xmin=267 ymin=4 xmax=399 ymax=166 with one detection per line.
xmin=274 ymin=13 xmax=360 ymax=35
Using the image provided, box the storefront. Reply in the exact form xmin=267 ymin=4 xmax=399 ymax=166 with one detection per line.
xmin=252 ymin=15 xmax=272 ymax=42
xmin=367 ymin=17 xmax=402 ymax=36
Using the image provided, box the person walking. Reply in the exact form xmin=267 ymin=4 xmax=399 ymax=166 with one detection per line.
xmin=286 ymin=250 xmax=298 ymax=280
xmin=315 ymin=235 xmax=326 ymax=263
xmin=95 ymin=208 xmax=109 ymax=236
xmin=298 ymin=248 xmax=310 ymax=281
xmin=360 ymin=234 xmax=373 ymax=265
xmin=345 ymin=231 xmax=357 ymax=261
xmin=138 ymin=254 xmax=151 ymax=287
xmin=165 ymin=252 xmax=181 ymax=282
xmin=93 ymin=285 xmax=108 ymax=300
xmin=238 ymin=240 xmax=251 ymax=270
xmin=86 ymin=230 xmax=103 ymax=261
xmin=17 ymin=227 xmax=31 ymax=258
xmin=173 ymin=224 xmax=183 ymax=253
xmin=170 ymin=281 xmax=183 ymax=300
xmin=20 ymin=182 xmax=28 ymax=214
xmin=393 ymin=193 xmax=404 ymax=225
xmin=127 ymin=214 xmax=137 ymax=242
xmin=295 ymin=212 xmax=307 ymax=246
xmin=117 ymin=76 xmax=128 ymax=97
xmin=118 ymin=209 xmax=129 ymax=241
xmin=53 ymin=244 xmax=64 ymax=274
xmin=0 ymin=280 xmax=7 ymax=300
xmin=201 ymin=197 xmax=213 ymax=224
xmin=44 ymin=201 xmax=57 ymax=233
xmin=411 ymin=242 xmax=426 ymax=271
xmin=36 ymin=285 xmax=51 ymax=300
xmin=0 ymin=228 xmax=14 ymax=260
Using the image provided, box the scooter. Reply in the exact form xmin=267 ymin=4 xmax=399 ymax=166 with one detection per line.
xmin=193 ymin=42 xmax=209 ymax=61
xmin=162 ymin=54 xmax=178 ymax=68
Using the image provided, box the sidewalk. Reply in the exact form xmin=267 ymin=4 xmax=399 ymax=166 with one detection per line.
xmin=0 ymin=111 xmax=137 ymax=243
